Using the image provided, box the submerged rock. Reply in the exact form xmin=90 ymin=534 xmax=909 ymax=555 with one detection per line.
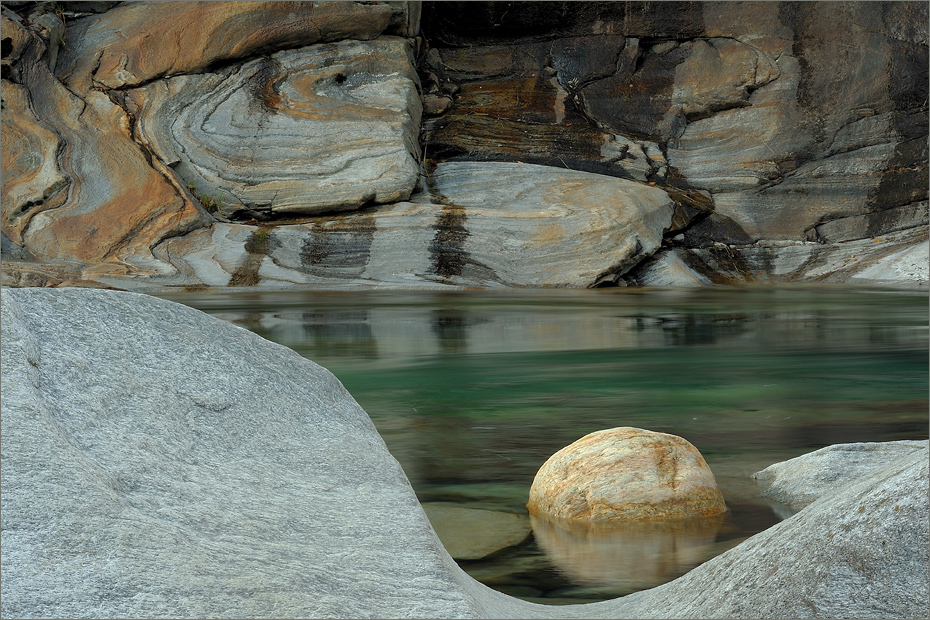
xmin=423 ymin=504 xmax=531 ymax=561
xmin=526 ymin=427 xmax=727 ymax=522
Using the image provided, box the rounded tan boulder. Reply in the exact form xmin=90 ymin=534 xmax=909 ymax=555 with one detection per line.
xmin=527 ymin=427 xmax=727 ymax=522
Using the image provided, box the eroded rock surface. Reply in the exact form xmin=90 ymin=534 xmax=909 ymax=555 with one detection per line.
xmin=526 ymin=427 xmax=727 ymax=522
xmin=630 ymin=226 xmax=930 ymax=287
xmin=145 ymin=162 xmax=676 ymax=289
xmin=127 ymin=37 xmax=422 ymax=220
xmin=0 ymin=1 xmax=926 ymax=289
xmin=54 ymin=1 xmax=398 ymax=91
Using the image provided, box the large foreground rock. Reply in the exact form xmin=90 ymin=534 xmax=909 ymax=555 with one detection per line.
xmin=0 ymin=287 xmax=486 ymax=618
xmin=2 ymin=288 xmax=928 ymax=619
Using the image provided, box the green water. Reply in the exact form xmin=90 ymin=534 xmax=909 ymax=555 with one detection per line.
xmin=160 ymin=285 xmax=929 ymax=604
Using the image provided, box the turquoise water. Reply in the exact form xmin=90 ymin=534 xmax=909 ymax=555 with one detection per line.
xmin=160 ymin=285 xmax=929 ymax=604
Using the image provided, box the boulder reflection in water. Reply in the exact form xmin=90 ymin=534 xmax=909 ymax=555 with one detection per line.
xmin=530 ymin=513 xmax=730 ymax=591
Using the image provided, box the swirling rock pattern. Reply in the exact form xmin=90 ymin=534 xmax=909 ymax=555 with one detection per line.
xmin=1 ymin=15 xmax=209 ymax=276
xmin=151 ymin=162 xmax=676 ymax=289
xmin=423 ymin=1 xmax=928 ymax=244
xmin=0 ymin=1 xmax=925 ymax=289
xmin=127 ymin=38 xmax=422 ymax=220
xmin=0 ymin=80 xmax=67 ymax=245
xmin=54 ymin=1 xmax=400 ymax=92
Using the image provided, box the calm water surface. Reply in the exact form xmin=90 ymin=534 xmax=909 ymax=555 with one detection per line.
xmin=159 ymin=285 xmax=929 ymax=604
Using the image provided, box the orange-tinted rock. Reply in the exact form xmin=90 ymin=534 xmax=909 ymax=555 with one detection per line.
xmin=0 ymin=80 xmax=67 ymax=245
xmin=7 ymin=27 xmax=210 ymax=273
xmin=55 ymin=1 xmax=396 ymax=92
xmin=527 ymin=427 xmax=727 ymax=522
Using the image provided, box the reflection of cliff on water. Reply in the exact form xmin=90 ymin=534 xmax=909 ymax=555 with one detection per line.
xmin=183 ymin=287 xmax=928 ymax=363
xmin=529 ymin=512 xmax=733 ymax=592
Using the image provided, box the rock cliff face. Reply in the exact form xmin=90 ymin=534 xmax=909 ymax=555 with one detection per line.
xmin=1 ymin=1 xmax=927 ymax=289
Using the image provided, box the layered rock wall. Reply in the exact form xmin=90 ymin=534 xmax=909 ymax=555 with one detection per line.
xmin=1 ymin=1 xmax=926 ymax=289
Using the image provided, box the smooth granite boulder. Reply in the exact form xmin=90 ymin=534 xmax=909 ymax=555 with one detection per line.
xmin=2 ymin=288 xmax=928 ymax=619
xmin=526 ymin=427 xmax=727 ymax=522
xmin=753 ymin=440 xmax=930 ymax=514
xmin=0 ymin=287 xmax=486 ymax=619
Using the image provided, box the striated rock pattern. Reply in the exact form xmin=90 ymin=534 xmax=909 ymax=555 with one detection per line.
xmin=0 ymin=1 xmax=926 ymax=289
xmin=423 ymin=1 xmax=928 ymax=245
xmin=3 ymin=287 xmax=926 ymax=619
xmin=146 ymin=162 xmax=676 ymax=289
xmin=54 ymin=1 xmax=401 ymax=91
xmin=127 ymin=37 xmax=422 ymax=220
xmin=526 ymin=427 xmax=728 ymax=522
xmin=630 ymin=225 xmax=930 ymax=287
xmin=0 ymin=80 xmax=67 ymax=245
xmin=1 ymin=14 xmax=210 ymax=276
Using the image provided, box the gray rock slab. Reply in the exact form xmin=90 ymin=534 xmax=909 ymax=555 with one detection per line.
xmin=753 ymin=440 xmax=930 ymax=513
xmin=610 ymin=446 xmax=930 ymax=620
xmin=128 ymin=37 xmax=422 ymax=219
xmin=0 ymin=287 xmax=486 ymax=619
xmin=813 ymin=201 xmax=929 ymax=243
xmin=419 ymin=161 xmax=675 ymax=287
xmin=629 ymin=227 xmax=929 ymax=287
